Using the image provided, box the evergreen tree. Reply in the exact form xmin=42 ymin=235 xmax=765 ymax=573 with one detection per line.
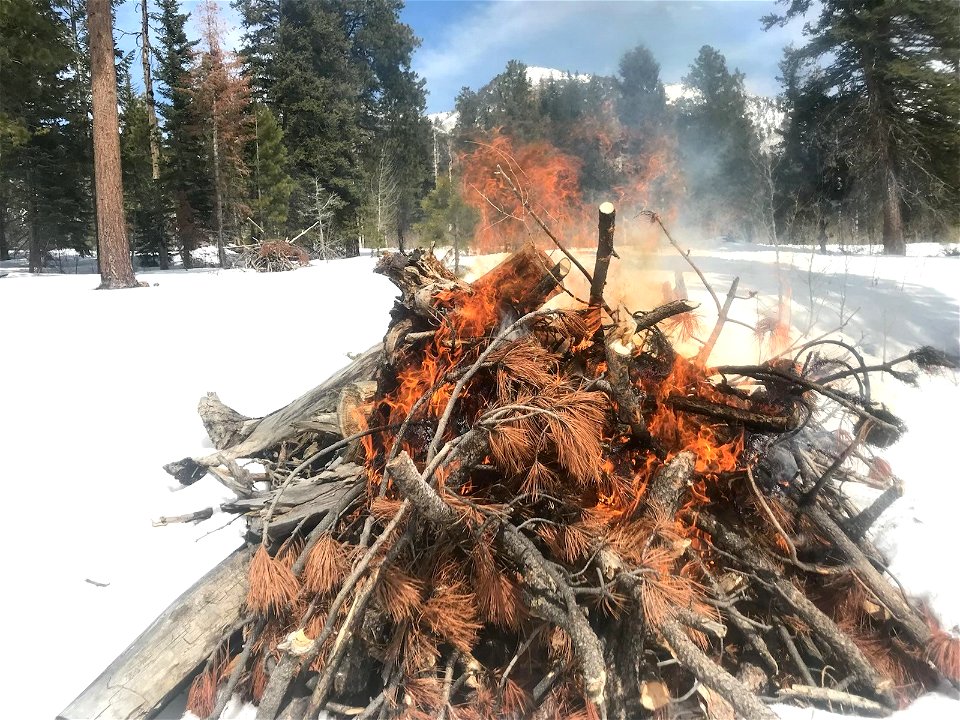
xmin=414 ymin=177 xmax=478 ymax=272
xmin=233 ymin=0 xmax=279 ymax=104
xmin=766 ymin=0 xmax=960 ymax=253
xmin=270 ymin=0 xmax=362 ymax=245
xmin=236 ymin=0 xmax=430 ymax=255
xmin=120 ymin=76 xmax=167 ymax=264
xmin=0 ymin=0 xmax=83 ymax=269
xmin=615 ymin=45 xmax=667 ymax=129
xmin=192 ymin=0 xmax=251 ymax=267
xmin=155 ymin=0 xmax=206 ymax=268
xmin=249 ymin=104 xmax=294 ymax=236
xmin=455 ymin=61 xmax=542 ymax=142
xmin=677 ymin=46 xmax=764 ymax=238
xmin=773 ymin=49 xmax=856 ymax=244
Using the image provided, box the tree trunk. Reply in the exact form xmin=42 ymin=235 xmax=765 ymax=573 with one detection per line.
xmin=139 ymin=0 xmax=161 ymax=183
xmin=176 ymin=193 xmax=194 ymax=269
xmin=88 ymin=0 xmax=138 ymax=289
xmin=882 ymin=163 xmax=905 ymax=256
xmin=213 ymin=119 xmax=227 ymax=268
xmin=28 ymin=176 xmax=42 ymax=273
xmin=0 ymin=197 xmax=8 ymax=262
xmin=139 ymin=0 xmax=169 ymax=271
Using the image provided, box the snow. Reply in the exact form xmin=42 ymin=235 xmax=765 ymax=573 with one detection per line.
xmin=2 ymin=241 xmax=958 ymax=719
xmin=524 ymin=65 xmax=591 ymax=86
xmin=428 ymin=110 xmax=459 ymax=134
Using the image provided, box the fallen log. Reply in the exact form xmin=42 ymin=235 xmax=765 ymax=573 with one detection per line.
xmin=57 ymin=546 xmax=252 ymax=720
xmin=164 ymin=346 xmax=381 ymax=485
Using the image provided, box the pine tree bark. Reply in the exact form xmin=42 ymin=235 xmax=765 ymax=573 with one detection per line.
xmin=0 ymin=198 xmax=8 ymax=262
xmin=88 ymin=0 xmax=138 ymax=289
xmin=28 ymin=173 xmax=42 ymax=273
xmin=213 ymin=120 xmax=227 ymax=267
xmin=882 ymin=162 xmax=906 ymax=256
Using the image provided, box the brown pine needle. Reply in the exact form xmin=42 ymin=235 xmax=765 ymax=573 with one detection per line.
xmin=303 ymin=532 xmax=349 ymax=596
xmin=186 ymin=665 xmax=217 ymax=719
xmin=246 ymin=545 xmax=300 ymax=615
xmin=421 ymin=580 xmax=482 ymax=655
xmin=376 ymin=565 xmax=425 ymax=623
xmin=928 ymin=629 xmax=960 ymax=683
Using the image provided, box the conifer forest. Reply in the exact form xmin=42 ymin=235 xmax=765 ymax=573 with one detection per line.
xmin=1 ymin=0 xmax=957 ymax=285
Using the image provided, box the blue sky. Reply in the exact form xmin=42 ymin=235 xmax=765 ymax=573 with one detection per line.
xmin=401 ymin=1 xmax=807 ymax=113
xmin=117 ymin=0 xmax=807 ymax=113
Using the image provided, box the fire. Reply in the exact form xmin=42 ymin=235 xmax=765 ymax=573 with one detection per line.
xmin=645 ymin=356 xmax=744 ymax=480
xmin=460 ymin=131 xmax=583 ymax=253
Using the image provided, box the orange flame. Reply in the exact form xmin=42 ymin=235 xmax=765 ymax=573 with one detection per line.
xmin=460 ymin=131 xmax=582 ymax=253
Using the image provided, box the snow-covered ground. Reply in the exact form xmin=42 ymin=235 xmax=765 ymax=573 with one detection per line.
xmin=1 ymin=240 xmax=957 ymax=720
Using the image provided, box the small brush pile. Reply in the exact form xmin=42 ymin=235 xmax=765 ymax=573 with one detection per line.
xmin=62 ymin=207 xmax=959 ymax=720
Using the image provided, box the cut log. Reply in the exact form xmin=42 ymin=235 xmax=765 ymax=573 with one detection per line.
xmin=165 ymin=346 xmax=381 ymax=484
xmin=57 ymin=545 xmax=252 ymax=720
xmin=590 ymin=202 xmax=615 ymax=307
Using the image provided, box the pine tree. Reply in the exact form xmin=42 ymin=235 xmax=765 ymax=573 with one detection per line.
xmin=766 ymin=0 xmax=960 ymax=252
xmin=615 ymin=45 xmax=667 ymax=129
xmin=233 ymin=0 xmax=279 ymax=104
xmin=156 ymin=0 xmax=206 ymax=268
xmin=414 ymin=177 xmax=478 ymax=272
xmin=138 ymin=0 xmax=168 ymax=267
xmin=120 ymin=76 xmax=167 ymax=264
xmin=677 ymin=46 xmax=764 ymax=239
xmin=269 ymin=0 xmax=362 ymax=246
xmin=249 ymin=104 xmax=294 ymax=237
xmin=0 ymin=0 xmax=93 ymax=269
xmin=191 ymin=0 xmax=251 ymax=267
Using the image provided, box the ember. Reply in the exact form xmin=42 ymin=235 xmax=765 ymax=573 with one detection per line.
xmin=63 ymin=207 xmax=959 ymax=720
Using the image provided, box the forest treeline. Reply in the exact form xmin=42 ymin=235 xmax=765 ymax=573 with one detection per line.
xmin=0 ymin=0 xmax=956 ymax=273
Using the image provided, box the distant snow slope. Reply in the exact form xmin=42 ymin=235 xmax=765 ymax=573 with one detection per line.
xmin=4 ymin=244 xmax=957 ymax=720
xmin=524 ymin=65 xmax=591 ymax=85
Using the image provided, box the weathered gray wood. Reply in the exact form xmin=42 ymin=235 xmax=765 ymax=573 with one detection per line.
xmin=165 ymin=345 xmax=382 ymax=484
xmin=198 ymin=392 xmax=251 ymax=450
xmin=58 ymin=546 xmax=252 ymax=720
xmin=223 ymin=462 xmax=363 ymax=523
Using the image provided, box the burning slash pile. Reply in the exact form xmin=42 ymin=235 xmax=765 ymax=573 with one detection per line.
xmin=63 ymin=208 xmax=959 ymax=720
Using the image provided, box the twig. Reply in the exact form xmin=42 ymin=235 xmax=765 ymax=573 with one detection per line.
xmin=632 ymin=299 xmax=699 ymax=331
xmin=152 ymin=507 xmax=213 ymax=526
xmin=714 ymin=365 xmax=900 ymax=434
xmin=775 ymin=620 xmax=817 ymax=686
xmin=773 ymin=685 xmax=891 ymax=716
xmin=212 ymin=617 xmax=266 ymax=719
xmin=590 ymin=202 xmax=616 ymax=307
xmin=844 ymin=479 xmax=903 ymax=541
xmin=746 ymin=466 xmax=845 ymax=575
xmin=696 ymin=277 xmax=740 ymax=365
xmin=494 ymin=163 xmax=600 ymax=297
xmin=641 ymin=210 xmax=722 ymax=314
xmin=800 ymin=420 xmax=872 ymax=507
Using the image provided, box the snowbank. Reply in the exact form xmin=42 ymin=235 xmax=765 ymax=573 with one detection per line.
xmin=2 ymin=244 xmax=957 ymax=719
